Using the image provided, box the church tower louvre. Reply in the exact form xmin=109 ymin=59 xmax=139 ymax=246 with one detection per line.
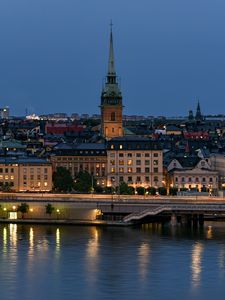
xmin=100 ymin=24 xmax=123 ymax=139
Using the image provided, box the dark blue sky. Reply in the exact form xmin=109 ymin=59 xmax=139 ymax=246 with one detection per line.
xmin=0 ymin=0 xmax=225 ymax=116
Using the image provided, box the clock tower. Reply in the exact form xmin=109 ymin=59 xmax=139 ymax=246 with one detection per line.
xmin=100 ymin=25 xmax=123 ymax=139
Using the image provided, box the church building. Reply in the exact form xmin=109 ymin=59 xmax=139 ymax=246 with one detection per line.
xmin=100 ymin=26 xmax=123 ymax=139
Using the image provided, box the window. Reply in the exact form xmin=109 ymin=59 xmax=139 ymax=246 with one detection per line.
xmin=128 ymin=167 xmax=133 ymax=173
xmin=136 ymin=160 xmax=141 ymax=165
xmin=111 ymin=145 xmax=114 ymax=150
xmin=30 ymin=175 xmax=34 ymax=180
xmin=5 ymin=168 xmax=8 ymax=173
xmin=145 ymin=153 xmax=150 ymax=157
xmin=182 ymin=177 xmax=185 ymax=182
xmin=37 ymin=175 xmax=41 ymax=180
xmin=136 ymin=153 xmax=141 ymax=157
xmin=23 ymin=175 xmax=27 ymax=180
xmin=0 ymin=168 xmax=2 ymax=173
xmin=154 ymin=167 xmax=158 ymax=173
xmin=145 ymin=167 xmax=150 ymax=173
xmin=119 ymin=153 xmax=124 ymax=157
xmin=119 ymin=167 xmax=124 ymax=173
xmin=136 ymin=176 xmax=141 ymax=182
xmin=44 ymin=182 xmax=48 ymax=187
xmin=189 ymin=177 xmax=192 ymax=182
xmin=5 ymin=175 xmax=9 ymax=180
xmin=110 ymin=153 xmax=115 ymax=157
xmin=145 ymin=160 xmax=150 ymax=165
xmin=153 ymin=160 xmax=158 ymax=166
xmin=196 ymin=177 xmax=199 ymax=182
xmin=175 ymin=177 xmax=178 ymax=182
xmin=119 ymin=176 xmax=124 ymax=182
xmin=44 ymin=175 xmax=48 ymax=180
xmin=119 ymin=145 xmax=123 ymax=150
xmin=127 ymin=153 xmax=132 ymax=157
xmin=153 ymin=153 xmax=158 ymax=157
xmin=154 ymin=176 xmax=158 ymax=182
xmin=136 ymin=167 xmax=141 ymax=173
xmin=44 ymin=168 xmax=48 ymax=174
xmin=111 ymin=167 xmax=115 ymax=173
xmin=127 ymin=160 xmax=133 ymax=166
xmin=0 ymin=175 xmax=3 ymax=180
xmin=110 ymin=160 xmax=115 ymax=165
xmin=11 ymin=168 xmax=14 ymax=173
xmin=119 ymin=160 xmax=124 ymax=165
xmin=202 ymin=177 xmax=206 ymax=182
xmin=111 ymin=112 xmax=116 ymax=121
xmin=111 ymin=177 xmax=115 ymax=183
xmin=128 ymin=176 xmax=132 ymax=182
xmin=145 ymin=176 xmax=150 ymax=182
xmin=209 ymin=177 xmax=213 ymax=182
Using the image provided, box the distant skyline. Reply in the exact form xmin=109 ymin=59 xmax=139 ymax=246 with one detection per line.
xmin=0 ymin=0 xmax=225 ymax=116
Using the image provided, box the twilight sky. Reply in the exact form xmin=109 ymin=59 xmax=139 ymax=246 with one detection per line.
xmin=0 ymin=0 xmax=225 ymax=117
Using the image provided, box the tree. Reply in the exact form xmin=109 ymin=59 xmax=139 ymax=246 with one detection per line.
xmin=147 ymin=187 xmax=157 ymax=195
xmin=74 ymin=171 xmax=95 ymax=193
xmin=169 ymin=187 xmax=178 ymax=195
xmin=158 ymin=187 xmax=167 ymax=195
xmin=118 ymin=182 xmax=134 ymax=195
xmin=17 ymin=203 xmax=29 ymax=219
xmin=45 ymin=203 xmax=55 ymax=217
xmin=136 ymin=187 xmax=145 ymax=195
xmin=53 ymin=167 xmax=74 ymax=192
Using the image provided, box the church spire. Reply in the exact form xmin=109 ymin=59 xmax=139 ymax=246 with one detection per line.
xmin=195 ymin=100 xmax=203 ymax=121
xmin=107 ymin=21 xmax=116 ymax=84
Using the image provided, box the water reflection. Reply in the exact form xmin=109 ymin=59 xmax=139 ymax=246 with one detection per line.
xmin=206 ymin=226 xmax=213 ymax=239
xmin=28 ymin=227 xmax=34 ymax=257
xmin=191 ymin=242 xmax=204 ymax=288
xmin=3 ymin=227 xmax=7 ymax=254
xmin=55 ymin=228 xmax=61 ymax=255
xmin=86 ymin=227 xmax=100 ymax=284
xmin=138 ymin=242 xmax=150 ymax=281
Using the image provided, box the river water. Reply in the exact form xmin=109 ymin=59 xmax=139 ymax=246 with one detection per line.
xmin=0 ymin=222 xmax=225 ymax=300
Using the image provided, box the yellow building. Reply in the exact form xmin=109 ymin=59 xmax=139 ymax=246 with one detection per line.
xmin=107 ymin=137 xmax=163 ymax=188
xmin=0 ymin=157 xmax=52 ymax=192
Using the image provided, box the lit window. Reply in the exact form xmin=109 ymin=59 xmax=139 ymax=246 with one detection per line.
xmin=127 ymin=160 xmax=133 ymax=166
xmin=111 ymin=168 xmax=115 ymax=173
xmin=10 ymin=175 xmax=14 ymax=180
xmin=44 ymin=182 xmax=48 ymax=187
xmin=5 ymin=175 xmax=9 ymax=180
xmin=119 ymin=144 xmax=123 ymax=150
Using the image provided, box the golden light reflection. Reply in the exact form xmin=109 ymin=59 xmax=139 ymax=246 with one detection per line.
xmin=9 ymin=223 xmax=17 ymax=247
xmin=206 ymin=226 xmax=213 ymax=239
xmin=3 ymin=227 xmax=7 ymax=253
xmin=138 ymin=242 xmax=150 ymax=280
xmin=191 ymin=242 xmax=204 ymax=288
xmin=56 ymin=228 xmax=61 ymax=254
xmin=29 ymin=227 xmax=34 ymax=256
xmin=86 ymin=227 xmax=100 ymax=284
